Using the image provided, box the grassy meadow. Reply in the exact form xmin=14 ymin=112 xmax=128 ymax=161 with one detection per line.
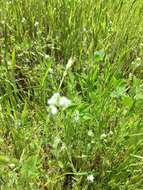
xmin=0 ymin=0 xmax=143 ymax=189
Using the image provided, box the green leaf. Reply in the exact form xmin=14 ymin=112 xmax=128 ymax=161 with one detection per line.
xmin=121 ymin=96 xmax=134 ymax=107
xmin=94 ymin=49 xmax=105 ymax=62
xmin=111 ymin=86 xmax=126 ymax=98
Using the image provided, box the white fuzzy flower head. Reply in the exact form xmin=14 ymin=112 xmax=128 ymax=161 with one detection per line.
xmin=87 ymin=174 xmax=94 ymax=183
xmin=87 ymin=130 xmax=94 ymax=137
xmin=100 ymin=133 xmax=107 ymax=139
xmin=48 ymin=93 xmax=60 ymax=106
xmin=59 ymin=96 xmax=71 ymax=108
xmin=49 ymin=105 xmax=58 ymax=115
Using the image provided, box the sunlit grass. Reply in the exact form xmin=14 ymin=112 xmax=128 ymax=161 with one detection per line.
xmin=0 ymin=0 xmax=143 ymax=189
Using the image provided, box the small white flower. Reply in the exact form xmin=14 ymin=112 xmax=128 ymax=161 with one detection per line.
xmin=21 ymin=17 xmax=26 ymax=23
xmin=45 ymin=54 xmax=50 ymax=59
xmin=34 ymin=21 xmax=39 ymax=27
xmin=109 ymin=20 xmax=112 ymax=26
xmin=136 ymin=57 xmax=141 ymax=61
xmin=73 ymin=110 xmax=80 ymax=122
xmin=108 ymin=130 xmax=113 ymax=136
xmin=17 ymin=120 xmax=22 ymax=127
xmin=48 ymin=93 xmax=60 ymax=106
xmin=87 ymin=174 xmax=94 ymax=183
xmin=59 ymin=96 xmax=71 ymax=108
xmin=9 ymin=163 xmax=15 ymax=169
xmin=83 ymin=27 xmax=87 ymax=32
xmin=87 ymin=130 xmax=94 ymax=137
xmin=49 ymin=105 xmax=58 ymax=115
xmin=91 ymin=140 xmax=95 ymax=144
xmin=129 ymin=73 xmax=133 ymax=79
xmin=100 ymin=133 xmax=107 ymax=139
xmin=49 ymin=68 xmax=53 ymax=74
xmin=81 ymin=154 xmax=87 ymax=158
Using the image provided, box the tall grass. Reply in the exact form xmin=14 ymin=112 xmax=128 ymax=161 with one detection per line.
xmin=0 ymin=0 xmax=143 ymax=189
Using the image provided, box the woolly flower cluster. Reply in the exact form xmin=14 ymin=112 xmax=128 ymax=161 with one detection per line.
xmin=87 ymin=174 xmax=94 ymax=183
xmin=47 ymin=92 xmax=71 ymax=115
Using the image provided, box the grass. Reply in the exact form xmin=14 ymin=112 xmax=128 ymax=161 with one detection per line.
xmin=0 ymin=0 xmax=143 ymax=189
